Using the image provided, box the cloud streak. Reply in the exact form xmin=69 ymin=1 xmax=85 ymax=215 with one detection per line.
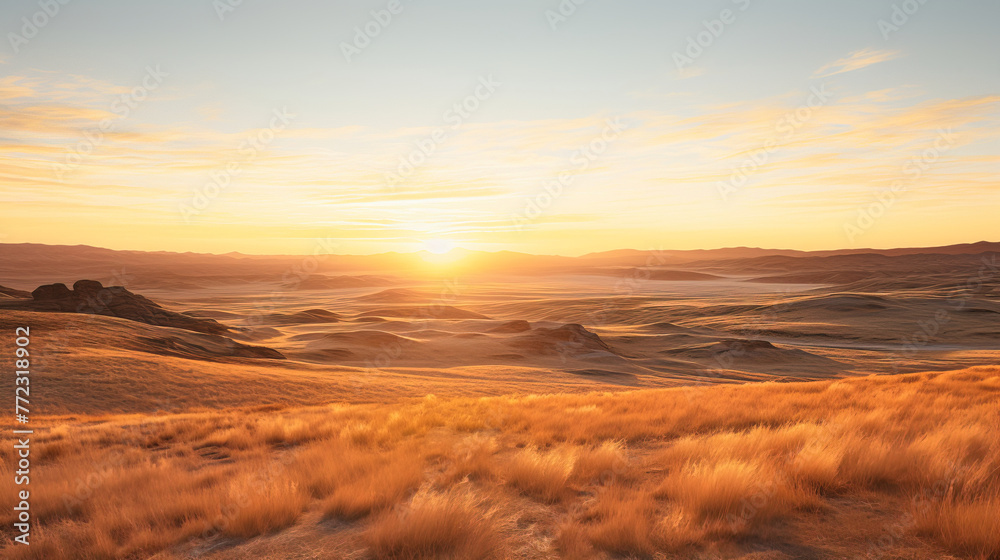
xmin=813 ymin=48 xmax=902 ymax=78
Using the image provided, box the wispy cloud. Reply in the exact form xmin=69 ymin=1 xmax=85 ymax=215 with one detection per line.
xmin=813 ymin=48 xmax=902 ymax=78
xmin=676 ymin=66 xmax=707 ymax=80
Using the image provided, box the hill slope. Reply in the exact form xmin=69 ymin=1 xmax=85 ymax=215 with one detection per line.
xmin=2 ymin=367 xmax=997 ymax=559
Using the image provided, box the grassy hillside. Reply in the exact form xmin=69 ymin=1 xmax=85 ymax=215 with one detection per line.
xmin=2 ymin=367 xmax=999 ymax=559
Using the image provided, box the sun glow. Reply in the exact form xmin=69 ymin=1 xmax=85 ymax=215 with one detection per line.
xmin=423 ymin=239 xmax=456 ymax=254
xmin=419 ymin=239 xmax=466 ymax=266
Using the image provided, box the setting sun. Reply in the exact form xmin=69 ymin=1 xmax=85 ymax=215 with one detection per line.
xmin=423 ymin=239 xmax=457 ymax=255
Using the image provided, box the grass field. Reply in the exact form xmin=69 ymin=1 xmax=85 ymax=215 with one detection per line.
xmin=2 ymin=366 xmax=999 ymax=559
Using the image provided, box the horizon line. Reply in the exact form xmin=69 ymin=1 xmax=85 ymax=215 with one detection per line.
xmin=1 ymin=240 xmax=997 ymax=259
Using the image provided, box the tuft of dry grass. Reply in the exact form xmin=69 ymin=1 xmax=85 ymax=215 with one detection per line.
xmin=572 ymin=440 xmax=627 ymax=485
xmin=364 ymin=490 xmax=507 ymax=560
xmin=913 ymin=497 xmax=1000 ymax=559
xmin=655 ymin=459 xmax=815 ymax=535
xmin=503 ymin=447 xmax=576 ymax=502
xmin=323 ymin=451 xmax=424 ymax=520
xmin=220 ymin=475 xmax=309 ymax=538
xmin=554 ymin=521 xmax=596 ymax=559
xmin=440 ymin=435 xmax=500 ymax=484
xmin=579 ymin=487 xmax=658 ymax=556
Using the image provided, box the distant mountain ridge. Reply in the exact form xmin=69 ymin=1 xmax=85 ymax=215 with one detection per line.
xmin=581 ymin=241 xmax=1000 ymax=261
xmin=0 ymin=241 xmax=996 ymax=290
xmin=1 ymin=240 xmax=997 ymax=262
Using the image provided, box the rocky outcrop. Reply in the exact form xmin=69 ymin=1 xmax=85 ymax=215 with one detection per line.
xmin=19 ymin=280 xmax=230 ymax=335
xmin=32 ymin=283 xmax=73 ymax=300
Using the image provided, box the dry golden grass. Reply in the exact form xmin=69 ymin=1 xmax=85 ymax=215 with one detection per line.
xmin=322 ymin=450 xmax=424 ymax=520
xmin=913 ymin=497 xmax=1000 ymax=559
xmin=503 ymin=446 xmax=576 ymax=502
xmin=438 ymin=435 xmax=499 ymax=484
xmin=1 ymin=366 xmax=999 ymax=559
xmin=571 ymin=440 xmax=626 ymax=485
xmin=364 ymin=490 xmax=507 ymax=560
xmin=578 ymin=486 xmax=658 ymax=556
xmin=220 ymin=475 xmax=309 ymax=538
xmin=655 ymin=459 xmax=817 ymax=535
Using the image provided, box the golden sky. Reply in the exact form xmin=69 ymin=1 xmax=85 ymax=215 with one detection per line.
xmin=2 ymin=1 xmax=999 ymax=255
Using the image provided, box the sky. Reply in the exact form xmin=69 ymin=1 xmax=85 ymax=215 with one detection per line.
xmin=1 ymin=0 xmax=999 ymax=256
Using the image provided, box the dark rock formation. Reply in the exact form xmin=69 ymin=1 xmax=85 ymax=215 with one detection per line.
xmin=32 ymin=283 xmax=73 ymax=300
xmin=72 ymin=279 xmax=104 ymax=295
xmin=17 ymin=280 xmax=230 ymax=335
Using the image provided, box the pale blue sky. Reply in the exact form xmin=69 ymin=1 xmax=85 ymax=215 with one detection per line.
xmin=5 ymin=0 xmax=997 ymax=129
